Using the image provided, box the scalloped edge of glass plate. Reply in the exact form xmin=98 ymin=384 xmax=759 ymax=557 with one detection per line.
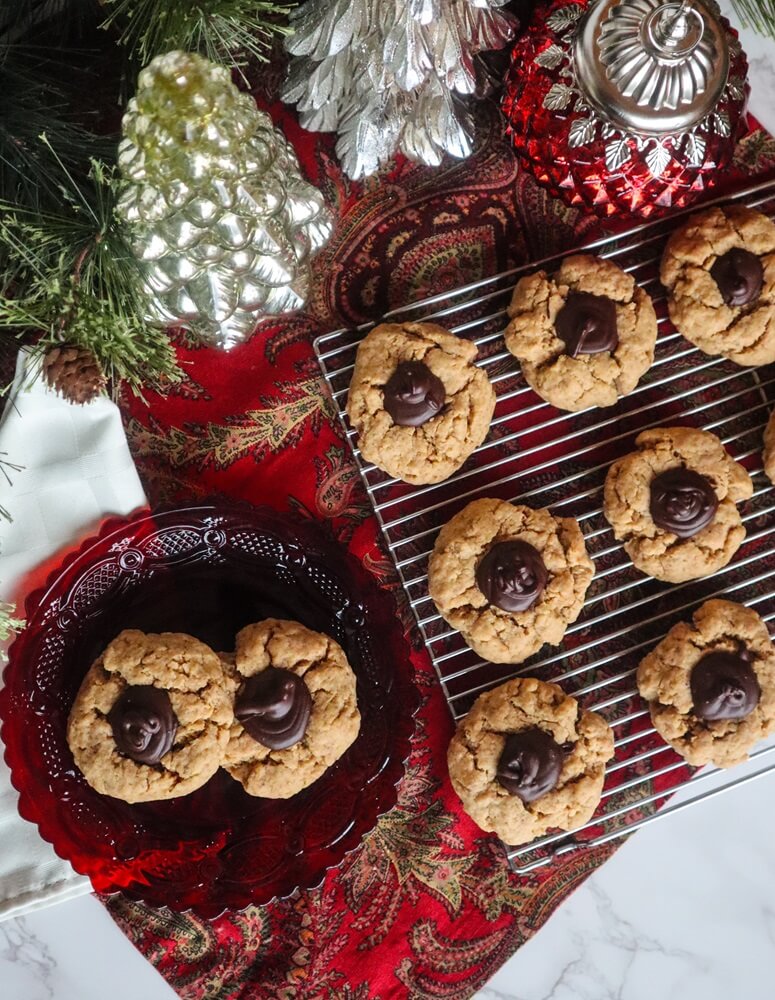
xmin=0 ymin=500 xmax=421 ymax=917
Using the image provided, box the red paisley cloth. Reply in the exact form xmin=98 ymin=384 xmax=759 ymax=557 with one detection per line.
xmin=105 ymin=81 xmax=775 ymax=999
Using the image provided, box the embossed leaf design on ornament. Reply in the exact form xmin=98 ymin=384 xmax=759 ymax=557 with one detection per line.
xmin=727 ymin=77 xmax=746 ymax=102
xmin=685 ymin=133 xmax=707 ymax=167
xmin=535 ymin=44 xmax=564 ymax=69
xmin=546 ymin=4 xmax=584 ymax=33
xmin=713 ymin=112 xmax=731 ymax=137
xmin=605 ymin=138 xmax=631 ymax=171
xmin=568 ymin=117 xmax=597 ymax=148
xmin=645 ymin=142 xmax=671 ymax=177
xmin=543 ymin=83 xmax=573 ymax=110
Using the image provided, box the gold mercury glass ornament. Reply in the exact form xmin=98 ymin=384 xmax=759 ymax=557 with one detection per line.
xmin=117 ymin=51 xmax=333 ymax=350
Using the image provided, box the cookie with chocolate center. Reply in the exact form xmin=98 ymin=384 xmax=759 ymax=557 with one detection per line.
xmin=504 ymin=254 xmax=657 ymax=411
xmin=660 ymin=204 xmax=775 ymax=366
xmin=603 ymin=426 xmax=752 ymax=583
xmin=428 ymin=498 xmax=593 ymax=664
xmin=637 ymin=600 xmax=775 ymax=767
xmin=447 ymin=677 xmax=614 ymax=845
xmin=346 ymin=321 xmax=496 ymax=485
xmin=222 ymin=619 xmax=360 ymax=798
xmin=67 ymin=630 xmax=233 ymax=803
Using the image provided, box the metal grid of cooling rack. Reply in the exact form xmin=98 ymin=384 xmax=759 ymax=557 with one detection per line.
xmin=314 ymin=176 xmax=775 ymax=874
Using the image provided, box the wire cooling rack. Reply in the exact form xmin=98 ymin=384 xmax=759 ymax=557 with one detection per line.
xmin=314 ymin=176 xmax=775 ymax=874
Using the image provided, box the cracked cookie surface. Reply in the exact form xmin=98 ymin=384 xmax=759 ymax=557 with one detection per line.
xmin=427 ymin=498 xmax=594 ymax=664
xmin=67 ymin=630 xmax=233 ymax=803
xmin=637 ymin=600 xmax=775 ymax=767
xmin=603 ymin=426 xmax=752 ymax=583
xmin=447 ymin=677 xmax=614 ymax=844
xmin=660 ymin=205 xmax=775 ymax=365
xmin=222 ymin=619 xmax=360 ymax=798
xmin=504 ymin=254 xmax=657 ymax=411
xmin=345 ymin=321 xmax=495 ymax=484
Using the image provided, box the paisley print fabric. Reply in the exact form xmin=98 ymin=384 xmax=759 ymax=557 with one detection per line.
xmin=108 ymin=86 xmax=775 ymax=999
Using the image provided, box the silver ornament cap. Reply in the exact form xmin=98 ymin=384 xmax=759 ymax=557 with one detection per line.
xmin=573 ymin=0 xmax=730 ymax=135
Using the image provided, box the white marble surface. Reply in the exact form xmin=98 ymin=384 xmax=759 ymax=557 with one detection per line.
xmin=2 ymin=10 xmax=775 ymax=1000
xmin=473 ymin=744 xmax=775 ymax=1000
xmin=732 ymin=4 xmax=775 ymax=138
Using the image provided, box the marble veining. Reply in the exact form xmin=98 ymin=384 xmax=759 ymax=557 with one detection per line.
xmin=0 ymin=918 xmax=56 ymax=1000
xmin=474 ymin=757 xmax=775 ymax=1000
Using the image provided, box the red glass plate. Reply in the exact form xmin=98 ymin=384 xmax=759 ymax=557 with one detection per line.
xmin=0 ymin=503 xmax=418 ymax=916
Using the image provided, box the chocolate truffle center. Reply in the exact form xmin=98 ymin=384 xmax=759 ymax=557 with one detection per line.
xmin=383 ymin=360 xmax=445 ymax=427
xmin=555 ymin=290 xmax=619 ymax=358
xmin=496 ymin=728 xmax=565 ymax=803
xmin=476 ymin=539 xmax=548 ymax=613
xmin=649 ymin=467 xmax=718 ymax=538
xmin=108 ymin=685 xmax=177 ymax=765
xmin=710 ymin=248 xmax=763 ymax=308
xmin=235 ymin=667 xmax=312 ymax=750
xmin=690 ymin=649 xmax=761 ymax=722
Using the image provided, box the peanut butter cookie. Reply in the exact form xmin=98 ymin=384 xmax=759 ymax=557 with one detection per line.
xmin=637 ymin=600 xmax=775 ymax=768
xmin=428 ymin=498 xmax=594 ymax=664
xmin=345 ymin=321 xmax=496 ymax=485
xmin=447 ymin=677 xmax=614 ymax=845
xmin=222 ymin=619 xmax=360 ymax=798
xmin=504 ymin=254 xmax=657 ymax=411
xmin=660 ymin=204 xmax=775 ymax=366
xmin=67 ymin=630 xmax=233 ymax=803
xmin=603 ymin=426 xmax=753 ymax=583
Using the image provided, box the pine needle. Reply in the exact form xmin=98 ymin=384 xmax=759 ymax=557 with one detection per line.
xmin=100 ymin=0 xmax=295 ymax=74
xmin=0 ymin=454 xmax=23 ymax=523
xmin=0 ymin=142 xmax=181 ymax=396
xmin=732 ymin=0 xmax=775 ymax=35
xmin=0 ymin=41 xmax=107 ymax=213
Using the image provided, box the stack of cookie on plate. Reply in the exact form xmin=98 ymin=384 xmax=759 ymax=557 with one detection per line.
xmin=346 ymin=202 xmax=775 ymax=846
xmin=67 ymin=620 xmax=360 ymax=803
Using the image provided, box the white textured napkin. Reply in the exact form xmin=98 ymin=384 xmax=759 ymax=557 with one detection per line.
xmin=0 ymin=349 xmax=147 ymax=920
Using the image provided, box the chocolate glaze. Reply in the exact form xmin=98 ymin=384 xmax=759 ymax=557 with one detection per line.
xmin=476 ymin=540 xmax=547 ymax=613
xmin=710 ymin=248 xmax=764 ymax=308
xmin=649 ymin=467 xmax=718 ymax=538
xmin=108 ymin=685 xmax=177 ymax=765
xmin=496 ymin=728 xmax=565 ymax=803
xmin=235 ymin=668 xmax=312 ymax=750
xmin=690 ymin=649 xmax=761 ymax=722
xmin=555 ymin=290 xmax=619 ymax=357
xmin=383 ymin=361 xmax=445 ymax=427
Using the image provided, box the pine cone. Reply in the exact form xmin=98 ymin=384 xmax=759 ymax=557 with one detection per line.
xmin=43 ymin=344 xmax=107 ymax=405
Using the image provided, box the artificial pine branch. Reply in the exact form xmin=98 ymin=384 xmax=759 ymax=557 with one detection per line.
xmin=732 ymin=0 xmax=775 ymax=36
xmin=0 ymin=42 xmax=110 ymax=213
xmin=101 ymin=0 xmax=295 ymax=76
xmin=0 ymin=143 xmax=181 ymax=396
xmin=0 ymin=454 xmax=23 ymax=522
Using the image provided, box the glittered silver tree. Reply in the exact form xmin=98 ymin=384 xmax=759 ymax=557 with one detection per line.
xmin=282 ymin=0 xmax=518 ymax=180
xmin=117 ymin=51 xmax=332 ymax=349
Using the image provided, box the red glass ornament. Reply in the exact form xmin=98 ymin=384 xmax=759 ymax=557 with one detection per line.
xmin=502 ymin=0 xmax=749 ymax=218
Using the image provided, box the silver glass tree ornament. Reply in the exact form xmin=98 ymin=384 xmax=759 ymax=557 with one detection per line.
xmin=117 ymin=51 xmax=333 ymax=350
